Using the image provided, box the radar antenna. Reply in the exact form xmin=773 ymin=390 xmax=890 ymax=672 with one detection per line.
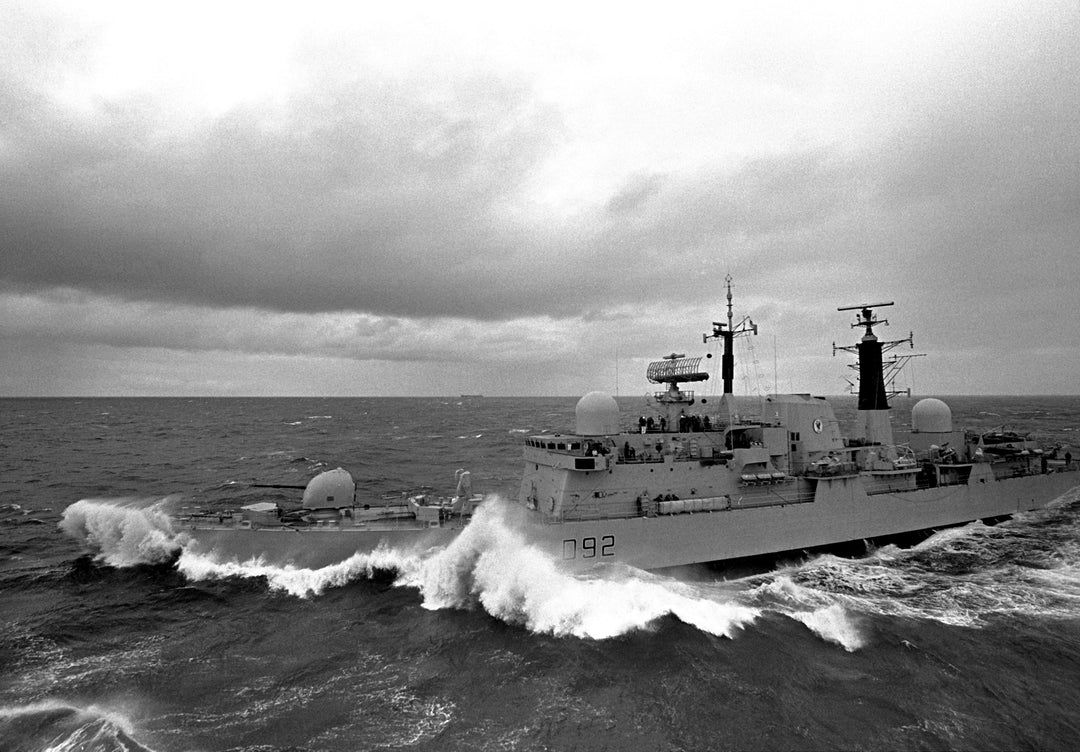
xmin=833 ymin=301 xmax=920 ymax=408
xmin=836 ymin=302 xmax=893 ymax=338
xmin=646 ymin=353 xmax=709 ymax=385
xmin=646 ymin=353 xmax=708 ymax=415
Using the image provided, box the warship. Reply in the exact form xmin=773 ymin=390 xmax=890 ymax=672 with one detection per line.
xmin=174 ymin=281 xmax=1078 ymax=571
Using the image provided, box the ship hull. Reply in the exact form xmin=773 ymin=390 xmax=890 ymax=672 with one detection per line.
xmin=541 ymin=470 xmax=1078 ymax=571
xmin=181 ymin=470 xmax=1078 ymax=572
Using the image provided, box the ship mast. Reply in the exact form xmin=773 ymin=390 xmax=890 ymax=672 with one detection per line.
xmin=833 ymin=302 xmax=914 ymax=452
xmin=703 ymin=275 xmax=757 ymax=422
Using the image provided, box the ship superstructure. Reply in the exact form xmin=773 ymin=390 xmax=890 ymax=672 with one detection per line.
xmin=161 ymin=283 xmax=1078 ymax=571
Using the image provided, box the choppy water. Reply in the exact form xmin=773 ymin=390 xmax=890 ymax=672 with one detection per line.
xmin=2 ymin=395 xmax=1080 ymax=751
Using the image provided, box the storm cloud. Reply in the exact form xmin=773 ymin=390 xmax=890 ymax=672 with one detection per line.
xmin=2 ymin=0 xmax=1077 ymax=396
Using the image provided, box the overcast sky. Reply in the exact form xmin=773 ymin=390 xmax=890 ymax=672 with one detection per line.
xmin=2 ymin=0 xmax=1078 ymax=397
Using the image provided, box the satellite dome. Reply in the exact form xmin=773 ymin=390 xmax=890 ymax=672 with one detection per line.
xmin=575 ymin=391 xmax=620 ymax=436
xmin=912 ymin=398 xmax=953 ymax=433
xmin=302 ymin=467 xmax=355 ymax=509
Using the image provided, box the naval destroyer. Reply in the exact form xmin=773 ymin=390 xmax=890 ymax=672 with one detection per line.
xmin=171 ymin=282 xmax=1078 ymax=570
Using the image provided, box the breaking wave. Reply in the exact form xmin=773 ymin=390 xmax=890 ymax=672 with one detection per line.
xmin=742 ymin=576 xmax=867 ymax=651
xmin=169 ymin=502 xmax=761 ymax=641
xmin=0 ymin=700 xmax=156 ymax=752
xmin=175 ymin=546 xmax=418 ymax=598
xmin=60 ymin=499 xmax=186 ymax=567
xmin=57 ymin=492 xmax=1080 ymax=651
xmin=398 ymin=503 xmax=760 ymax=640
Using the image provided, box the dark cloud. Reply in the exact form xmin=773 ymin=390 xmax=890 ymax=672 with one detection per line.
xmin=2 ymin=1 xmax=1077 ymax=397
xmin=850 ymin=2 xmax=1080 ymax=354
xmin=0 ymin=65 xmax=866 ymax=325
xmin=1 ymin=58 xmax=570 ymax=317
xmin=0 ymin=7 xmax=885 ymax=327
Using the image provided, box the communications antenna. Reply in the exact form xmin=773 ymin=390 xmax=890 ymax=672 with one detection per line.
xmin=832 ymin=302 xmax=922 ymax=402
xmin=703 ymin=275 xmax=758 ymax=396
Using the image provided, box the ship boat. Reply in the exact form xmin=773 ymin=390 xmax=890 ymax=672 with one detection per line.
xmin=174 ymin=282 xmax=1078 ymax=571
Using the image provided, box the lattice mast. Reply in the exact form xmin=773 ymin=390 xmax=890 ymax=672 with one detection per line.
xmin=703 ymin=275 xmax=757 ymax=421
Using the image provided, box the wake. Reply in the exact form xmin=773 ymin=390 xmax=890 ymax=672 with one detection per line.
xmin=753 ymin=495 xmax=1080 ymax=634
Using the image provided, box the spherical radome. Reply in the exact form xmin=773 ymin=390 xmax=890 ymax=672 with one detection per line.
xmin=575 ymin=391 xmax=620 ymax=436
xmin=912 ymin=398 xmax=953 ymax=433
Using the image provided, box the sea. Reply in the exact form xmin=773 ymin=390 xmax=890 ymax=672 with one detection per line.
xmin=2 ymin=395 xmax=1079 ymax=752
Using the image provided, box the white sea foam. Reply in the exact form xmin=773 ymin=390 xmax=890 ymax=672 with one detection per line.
xmin=747 ymin=510 xmax=1080 ymax=636
xmin=0 ymin=700 xmax=154 ymax=752
xmin=176 ymin=546 xmax=418 ymax=598
xmin=68 ymin=490 xmax=1080 ymax=650
xmin=60 ymin=499 xmax=186 ymax=567
xmin=791 ymin=604 xmax=866 ymax=652
xmin=168 ymin=499 xmax=760 ymax=640
xmin=400 ymin=501 xmax=760 ymax=639
xmin=740 ymin=572 xmax=868 ymax=650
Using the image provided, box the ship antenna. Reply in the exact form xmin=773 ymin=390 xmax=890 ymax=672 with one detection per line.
xmin=703 ymin=275 xmax=757 ymax=396
xmin=726 ymin=274 xmax=734 ymax=340
xmin=834 ymin=301 xmax=922 ymax=404
xmin=833 ymin=300 xmax=924 ymax=449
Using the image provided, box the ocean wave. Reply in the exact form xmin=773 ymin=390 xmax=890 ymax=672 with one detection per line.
xmin=175 ymin=546 xmax=417 ymax=598
xmin=758 ymin=508 xmax=1080 ymax=631
xmin=50 ymin=497 xmax=910 ymax=649
xmin=168 ymin=501 xmax=762 ymax=642
xmin=59 ymin=491 xmax=1080 ymax=651
xmin=398 ymin=502 xmax=760 ymax=640
xmin=740 ymin=573 xmax=867 ymax=651
xmin=0 ymin=700 xmax=156 ymax=752
xmin=790 ymin=603 xmax=866 ymax=652
xmin=59 ymin=499 xmax=187 ymax=568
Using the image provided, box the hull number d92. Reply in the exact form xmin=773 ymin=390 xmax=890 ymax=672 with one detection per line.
xmin=562 ymin=535 xmax=615 ymax=560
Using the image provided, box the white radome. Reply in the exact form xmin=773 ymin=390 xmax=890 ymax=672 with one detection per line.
xmin=575 ymin=391 xmax=620 ymax=436
xmin=912 ymin=398 xmax=953 ymax=433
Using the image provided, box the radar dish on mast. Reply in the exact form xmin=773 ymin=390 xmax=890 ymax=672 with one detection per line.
xmin=646 ymin=356 xmax=709 ymax=384
xmin=837 ymin=302 xmax=894 ymax=312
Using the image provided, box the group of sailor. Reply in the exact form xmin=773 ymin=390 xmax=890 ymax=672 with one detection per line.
xmin=637 ymin=413 xmax=714 ymax=433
